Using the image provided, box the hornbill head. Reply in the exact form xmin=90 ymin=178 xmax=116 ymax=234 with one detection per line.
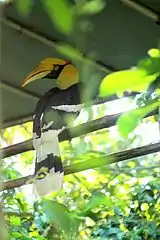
xmin=22 ymin=58 xmax=79 ymax=89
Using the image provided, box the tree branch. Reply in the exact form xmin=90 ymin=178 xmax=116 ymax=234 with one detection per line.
xmin=1 ymin=141 xmax=160 ymax=191
xmin=1 ymin=91 xmax=139 ymax=130
xmin=1 ymin=9 xmax=140 ymax=131
xmin=2 ymin=17 xmax=113 ymax=74
xmin=107 ymin=165 xmax=160 ymax=173
xmin=0 ymin=115 xmax=33 ymax=129
xmin=0 ymin=110 xmax=157 ymax=160
xmin=4 ymin=211 xmax=33 ymax=219
xmin=86 ymin=91 xmax=140 ymax=106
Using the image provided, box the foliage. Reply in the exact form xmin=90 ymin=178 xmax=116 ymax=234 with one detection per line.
xmin=1 ymin=0 xmax=160 ymax=240
xmin=117 ymin=98 xmax=159 ymax=137
xmin=11 ymin=0 xmax=160 ymax=137
xmin=43 ymin=0 xmax=74 ymax=35
xmin=1 ymin=106 xmax=160 ymax=239
xmin=99 ymin=48 xmax=160 ymax=137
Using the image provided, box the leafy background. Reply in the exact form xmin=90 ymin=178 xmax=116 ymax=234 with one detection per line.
xmin=1 ymin=0 xmax=160 ymax=239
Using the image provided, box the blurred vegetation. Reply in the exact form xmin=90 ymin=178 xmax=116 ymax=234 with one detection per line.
xmin=1 ymin=0 xmax=160 ymax=239
xmin=1 ymin=106 xmax=160 ymax=240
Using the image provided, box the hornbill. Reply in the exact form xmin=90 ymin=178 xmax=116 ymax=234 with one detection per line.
xmin=22 ymin=58 xmax=85 ymax=197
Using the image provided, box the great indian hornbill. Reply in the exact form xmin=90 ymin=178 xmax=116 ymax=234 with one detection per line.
xmin=22 ymin=58 xmax=85 ymax=197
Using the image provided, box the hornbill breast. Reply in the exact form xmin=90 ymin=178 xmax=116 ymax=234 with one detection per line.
xmin=22 ymin=58 xmax=83 ymax=197
xmin=32 ymin=83 xmax=84 ymax=196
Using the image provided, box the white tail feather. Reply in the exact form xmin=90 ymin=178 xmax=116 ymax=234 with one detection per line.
xmin=33 ymin=130 xmax=61 ymax=162
xmin=32 ymin=171 xmax=64 ymax=197
xmin=32 ymin=129 xmax=63 ymax=197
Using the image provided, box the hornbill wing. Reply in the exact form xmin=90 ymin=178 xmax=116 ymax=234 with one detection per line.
xmin=32 ymin=83 xmax=84 ymax=197
xmin=21 ymin=58 xmax=82 ymax=197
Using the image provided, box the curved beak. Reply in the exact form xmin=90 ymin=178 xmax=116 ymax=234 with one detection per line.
xmin=22 ymin=66 xmax=52 ymax=87
xmin=21 ymin=58 xmax=73 ymax=87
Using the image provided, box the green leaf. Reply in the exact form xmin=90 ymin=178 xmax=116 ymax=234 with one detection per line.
xmin=77 ymin=0 xmax=106 ymax=15
xmin=15 ymin=0 xmax=33 ymax=16
xmin=99 ymin=68 xmax=158 ymax=97
xmin=105 ymin=227 xmax=119 ymax=236
xmin=138 ymin=54 xmax=160 ymax=76
xmin=82 ymin=192 xmax=112 ymax=213
xmin=140 ymin=203 xmax=149 ymax=211
xmin=9 ymin=216 xmax=21 ymax=226
xmin=99 ymin=48 xmax=160 ymax=97
xmin=42 ymin=0 xmax=74 ymax=35
xmin=117 ymin=99 xmax=160 ymax=137
xmin=41 ymin=200 xmax=76 ymax=236
xmin=148 ymin=48 xmax=160 ymax=58
xmin=12 ymin=232 xmax=22 ymax=238
xmin=56 ymin=44 xmax=83 ymax=61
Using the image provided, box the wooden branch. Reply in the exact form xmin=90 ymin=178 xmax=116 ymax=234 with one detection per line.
xmin=1 ymin=10 xmax=140 ymax=131
xmin=0 ymin=110 xmax=157 ymax=159
xmin=2 ymin=17 xmax=113 ymax=74
xmin=1 ymin=141 xmax=160 ymax=191
xmin=0 ymin=113 xmax=120 ymax=159
xmin=108 ymin=165 xmax=160 ymax=172
xmin=0 ymin=115 xmax=33 ymax=129
xmin=120 ymin=0 xmax=160 ymax=23
xmin=1 ymin=80 xmax=40 ymax=102
xmin=4 ymin=211 xmax=33 ymax=218
xmin=86 ymin=91 xmax=140 ymax=106
xmin=1 ymin=91 xmax=140 ymax=129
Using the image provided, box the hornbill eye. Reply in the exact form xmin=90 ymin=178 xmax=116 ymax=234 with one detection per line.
xmin=54 ymin=65 xmax=60 ymax=71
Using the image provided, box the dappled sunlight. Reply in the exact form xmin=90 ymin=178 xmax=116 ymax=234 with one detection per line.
xmin=12 ymin=132 xmax=26 ymax=144
xmin=134 ymin=121 xmax=160 ymax=144
xmin=2 ymin=97 xmax=159 ymax=216
xmin=1 ymin=122 xmax=32 ymax=147
xmin=104 ymin=97 xmax=137 ymax=115
xmin=1 ymin=0 xmax=159 ymax=237
xmin=138 ymin=177 xmax=153 ymax=185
